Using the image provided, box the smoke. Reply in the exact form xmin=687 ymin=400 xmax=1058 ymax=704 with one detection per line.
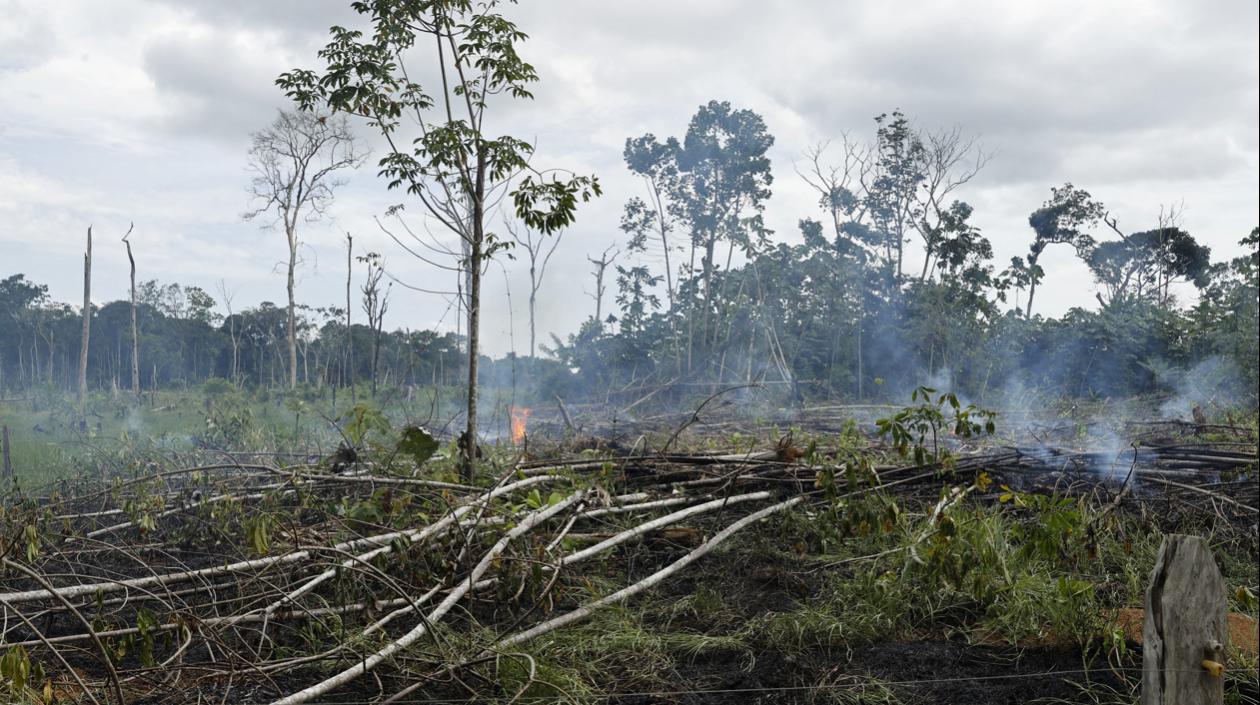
xmin=1087 ymin=428 xmax=1139 ymax=485
xmin=126 ymin=407 xmax=146 ymax=435
xmin=1157 ymin=355 xmax=1242 ymax=420
xmin=920 ymin=367 xmax=955 ymax=395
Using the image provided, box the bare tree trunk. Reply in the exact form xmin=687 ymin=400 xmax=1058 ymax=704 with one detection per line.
xmin=461 ymin=158 xmax=487 ymax=484
xmin=701 ymin=236 xmax=715 ymax=350
xmin=1025 ymin=276 xmax=1037 ymax=317
xmin=286 ymin=226 xmax=299 ymax=389
xmin=528 ymin=263 xmax=537 ymax=359
xmin=856 ymin=312 xmax=864 ymax=399
xmin=123 ymin=224 xmax=140 ymax=397
xmin=593 ymin=265 xmax=603 ymax=323
xmin=463 ymin=228 xmax=483 ymax=483
xmin=218 ymin=281 xmax=240 ymax=385
xmin=78 ymin=227 xmax=92 ymax=406
xmin=686 ymin=239 xmax=696 ymax=373
xmin=361 ymin=256 xmax=389 ymax=399
xmin=586 ymin=247 xmax=618 ymax=328
xmin=346 ymin=234 xmax=355 ymax=405
xmin=653 ymin=186 xmax=675 ymax=310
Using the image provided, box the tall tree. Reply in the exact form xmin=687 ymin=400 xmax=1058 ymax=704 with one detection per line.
xmin=245 ymin=109 xmax=364 ymax=389
xmin=359 ymin=252 xmax=391 ymax=397
xmin=345 ymin=233 xmax=355 ymax=403
xmin=796 ymin=135 xmax=876 ymax=252
xmin=1084 ymin=222 xmax=1211 ymax=307
xmin=121 ymin=223 xmax=140 ymax=396
xmin=217 ymin=280 xmax=241 ymax=385
xmin=1024 ymin=183 xmax=1105 ymax=316
xmin=279 ymin=0 xmax=600 ymax=482
xmin=866 ymin=110 xmax=925 ymax=280
xmin=622 ymin=135 xmax=679 ymax=309
xmin=913 ymin=127 xmax=990 ymax=281
xmin=624 ymin=100 xmax=774 ymax=362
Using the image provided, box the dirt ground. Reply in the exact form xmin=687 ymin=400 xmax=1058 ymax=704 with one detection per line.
xmin=606 ymin=641 xmax=1131 ymax=705
xmin=1114 ymin=607 xmax=1259 ymax=655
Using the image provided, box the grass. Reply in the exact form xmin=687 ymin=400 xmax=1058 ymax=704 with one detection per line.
xmin=465 ymin=479 xmax=1257 ymax=704
xmin=0 ymin=383 xmax=511 ymax=487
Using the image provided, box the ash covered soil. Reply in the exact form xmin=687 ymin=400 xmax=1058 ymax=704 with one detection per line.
xmin=593 ymin=551 xmax=1136 ymax=705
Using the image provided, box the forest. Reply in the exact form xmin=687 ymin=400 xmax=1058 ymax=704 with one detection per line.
xmin=3 ymin=107 xmax=1257 ymax=407
xmin=0 ymin=1 xmax=1257 ymax=705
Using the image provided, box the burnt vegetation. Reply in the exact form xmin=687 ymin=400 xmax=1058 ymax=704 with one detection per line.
xmin=0 ymin=1 xmax=1257 ymax=704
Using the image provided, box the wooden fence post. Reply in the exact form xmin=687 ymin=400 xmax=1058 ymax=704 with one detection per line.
xmin=1142 ymin=533 xmax=1227 ymax=705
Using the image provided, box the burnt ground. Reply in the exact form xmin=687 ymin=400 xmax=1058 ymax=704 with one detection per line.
xmin=168 ymin=537 xmax=1144 ymax=705
xmin=594 ymin=549 xmax=1136 ymax=705
xmin=32 ymin=422 xmax=1259 ymax=705
xmin=605 ymin=642 xmax=1128 ymax=705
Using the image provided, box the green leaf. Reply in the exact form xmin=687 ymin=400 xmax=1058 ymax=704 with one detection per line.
xmin=397 ymin=425 xmax=440 ymax=466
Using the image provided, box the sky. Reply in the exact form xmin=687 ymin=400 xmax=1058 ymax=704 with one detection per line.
xmin=1 ymin=0 xmax=1257 ymax=356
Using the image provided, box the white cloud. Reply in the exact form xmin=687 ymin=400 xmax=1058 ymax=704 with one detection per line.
xmin=0 ymin=0 xmax=1256 ymax=355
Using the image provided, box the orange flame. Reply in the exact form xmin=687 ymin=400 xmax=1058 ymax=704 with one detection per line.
xmin=510 ymin=407 xmax=531 ymax=445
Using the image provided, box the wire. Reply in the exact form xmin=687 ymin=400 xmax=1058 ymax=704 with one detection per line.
xmin=265 ymin=666 xmax=1205 ymax=704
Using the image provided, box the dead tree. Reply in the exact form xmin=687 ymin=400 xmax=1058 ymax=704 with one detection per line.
xmin=244 ymin=110 xmax=364 ymax=389
xmin=217 ymin=280 xmax=241 ymax=385
xmin=77 ymin=226 xmax=92 ymax=406
xmin=913 ymin=127 xmax=991 ymax=281
xmin=586 ymin=245 xmax=620 ymax=326
xmin=360 ymin=253 xmax=391 ymax=398
xmin=121 ymin=223 xmax=140 ymax=397
xmin=796 ymin=135 xmax=874 ymax=246
xmin=506 ymin=221 xmax=563 ymax=358
xmin=345 ymin=233 xmax=355 ymax=404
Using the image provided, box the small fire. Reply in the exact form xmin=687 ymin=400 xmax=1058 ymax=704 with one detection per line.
xmin=510 ymin=406 xmax=531 ymax=446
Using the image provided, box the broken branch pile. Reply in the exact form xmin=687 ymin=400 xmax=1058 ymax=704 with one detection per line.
xmin=0 ymin=432 xmax=1254 ymax=703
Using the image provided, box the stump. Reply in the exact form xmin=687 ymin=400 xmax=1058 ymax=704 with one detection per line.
xmin=1142 ymin=534 xmax=1227 ymax=705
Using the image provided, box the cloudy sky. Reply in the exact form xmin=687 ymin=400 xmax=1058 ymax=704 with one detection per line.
xmin=2 ymin=0 xmax=1256 ymax=355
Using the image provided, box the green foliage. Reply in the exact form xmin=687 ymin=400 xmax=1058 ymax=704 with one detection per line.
xmin=523 ymin=488 xmax=565 ymax=510
xmin=202 ymin=377 xmax=233 ymax=397
xmin=0 ymin=645 xmax=44 ymax=702
xmin=133 ymin=608 xmax=161 ymax=668
xmin=276 ymin=0 xmax=599 ymax=255
xmin=1085 ymin=226 xmax=1212 ymax=306
xmin=202 ymin=401 xmax=256 ymax=450
xmin=999 ymin=490 xmax=1086 ymax=562
xmin=247 ymin=513 xmax=274 ymax=556
xmin=876 ymin=387 xmax=997 ymax=466
xmin=342 ymin=403 xmax=391 ymax=447
xmin=396 ymin=424 xmax=439 ymax=467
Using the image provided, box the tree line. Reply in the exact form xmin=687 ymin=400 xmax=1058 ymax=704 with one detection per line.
xmin=547 ymin=103 xmax=1258 ymax=406
xmin=3 ymin=102 xmax=1257 ymax=410
xmin=3 ymin=106 xmax=1256 ymax=412
xmin=0 ymin=274 xmax=478 ymax=395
